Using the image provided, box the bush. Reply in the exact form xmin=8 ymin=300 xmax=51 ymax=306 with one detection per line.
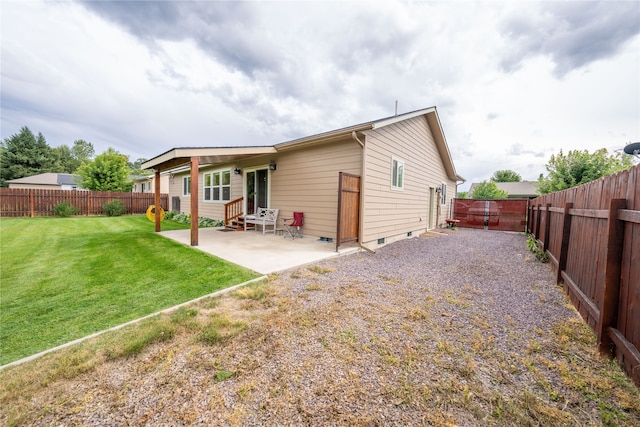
xmin=54 ymin=201 xmax=79 ymax=217
xmin=165 ymin=211 xmax=223 ymax=228
xmin=102 ymin=200 xmax=126 ymax=217
xmin=526 ymin=234 xmax=549 ymax=263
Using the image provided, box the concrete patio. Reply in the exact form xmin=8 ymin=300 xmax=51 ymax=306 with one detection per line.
xmin=158 ymin=227 xmax=360 ymax=274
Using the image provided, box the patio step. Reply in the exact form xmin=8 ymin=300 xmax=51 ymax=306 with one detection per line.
xmin=227 ymin=217 xmax=253 ymax=231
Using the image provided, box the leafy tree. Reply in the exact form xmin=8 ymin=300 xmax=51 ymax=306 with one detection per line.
xmin=537 ymin=149 xmax=633 ymax=195
xmin=128 ymin=158 xmax=152 ymax=176
xmin=0 ymin=127 xmax=55 ymax=187
xmin=71 ymin=139 xmax=95 ymax=164
xmin=491 ymin=169 xmax=522 ymax=182
xmin=457 ymin=191 xmax=469 ymax=199
xmin=51 ymin=145 xmax=77 ymax=173
xmin=76 ymin=148 xmax=133 ymax=191
xmin=50 ymin=140 xmax=95 ymax=173
xmin=471 ymin=181 xmax=509 ymax=199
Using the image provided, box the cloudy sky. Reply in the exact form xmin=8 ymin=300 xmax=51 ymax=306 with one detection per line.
xmin=2 ymin=1 xmax=639 ymax=191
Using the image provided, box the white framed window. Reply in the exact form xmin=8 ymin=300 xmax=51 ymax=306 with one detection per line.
xmin=441 ymin=183 xmax=447 ymax=204
xmin=203 ymin=169 xmax=231 ymax=202
xmin=182 ymin=176 xmax=191 ymax=196
xmin=141 ymin=182 xmax=147 ymax=193
xmin=391 ymin=157 xmax=404 ymax=190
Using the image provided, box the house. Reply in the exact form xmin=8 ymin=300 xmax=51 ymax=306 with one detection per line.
xmin=7 ymin=173 xmax=81 ymax=190
xmin=467 ymin=181 xmax=538 ymax=199
xmin=142 ymin=106 xmax=464 ymax=251
xmin=131 ymin=174 xmax=169 ymax=194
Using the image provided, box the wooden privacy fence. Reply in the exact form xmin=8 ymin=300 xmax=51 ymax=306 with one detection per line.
xmin=452 ymin=198 xmax=529 ymax=232
xmin=0 ymin=188 xmax=168 ymax=217
xmin=528 ymin=164 xmax=640 ymax=386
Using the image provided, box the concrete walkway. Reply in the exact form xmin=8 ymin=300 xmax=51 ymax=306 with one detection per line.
xmin=158 ymin=227 xmax=360 ymax=274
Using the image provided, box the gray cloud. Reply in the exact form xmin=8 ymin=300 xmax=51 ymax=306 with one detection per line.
xmin=3 ymin=0 xmax=637 ymax=172
xmin=80 ymin=1 xmax=278 ymax=76
xmin=508 ymin=143 xmax=546 ymax=158
xmin=499 ymin=1 xmax=640 ymax=77
xmin=79 ymin=1 xmax=430 ymax=110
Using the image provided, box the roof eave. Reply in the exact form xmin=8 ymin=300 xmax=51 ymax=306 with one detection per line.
xmin=274 ymin=123 xmax=374 ymax=151
xmin=372 ymin=106 xmax=436 ymax=129
xmin=424 ymin=109 xmax=459 ymax=182
xmin=142 ymin=146 xmax=277 ymax=171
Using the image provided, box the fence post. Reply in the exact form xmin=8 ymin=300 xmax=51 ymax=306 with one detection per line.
xmin=30 ymin=190 xmax=35 ymax=217
xmin=556 ymin=202 xmax=573 ymax=290
xmin=597 ymin=198 xmax=626 ymax=357
xmin=534 ymin=204 xmax=542 ymax=238
xmin=543 ymin=203 xmax=552 ymax=251
xmin=86 ymin=192 xmax=90 ymax=216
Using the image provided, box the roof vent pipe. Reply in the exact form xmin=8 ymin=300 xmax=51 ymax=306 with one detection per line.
xmin=395 ymin=100 xmax=398 ymax=116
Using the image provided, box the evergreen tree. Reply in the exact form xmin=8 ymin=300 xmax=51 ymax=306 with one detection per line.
xmin=0 ymin=127 xmax=55 ymax=187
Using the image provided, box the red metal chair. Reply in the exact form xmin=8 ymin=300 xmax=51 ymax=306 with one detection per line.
xmin=283 ymin=212 xmax=303 ymax=239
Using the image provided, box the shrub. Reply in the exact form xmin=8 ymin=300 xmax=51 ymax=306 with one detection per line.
xmin=102 ymin=200 xmax=126 ymax=217
xmin=165 ymin=211 xmax=223 ymax=228
xmin=526 ymin=234 xmax=549 ymax=263
xmin=54 ymin=201 xmax=79 ymax=217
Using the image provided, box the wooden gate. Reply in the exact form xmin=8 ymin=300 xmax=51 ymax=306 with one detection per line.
xmin=453 ymin=198 xmax=529 ymax=232
xmin=336 ymin=172 xmax=360 ymax=250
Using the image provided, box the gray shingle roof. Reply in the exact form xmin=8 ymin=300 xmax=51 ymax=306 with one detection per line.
xmin=8 ymin=173 xmax=80 ymax=186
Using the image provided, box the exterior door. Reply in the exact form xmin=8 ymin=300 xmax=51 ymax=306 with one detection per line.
xmin=336 ymin=172 xmax=360 ymax=250
xmin=245 ymin=168 xmax=269 ymax=215
xmin=428 ymin=187 xmax=435 ymax=230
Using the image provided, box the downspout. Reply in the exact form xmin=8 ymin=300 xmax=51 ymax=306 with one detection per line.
xmin=351 ymin=131 xmax=373 ymax=253
xmin=351 ymin=131 xmax=364 ymax=148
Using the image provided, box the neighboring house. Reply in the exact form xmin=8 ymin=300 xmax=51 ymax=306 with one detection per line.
xmin=143 ymin=106 xmax=464 ymax=251
xmin=7 ymin=173 xmax=81 ymax=190
xmin=467 ymin=181 xmax=539 ymax=199
xmin=131 ymin=174 xmax=169 ymax=194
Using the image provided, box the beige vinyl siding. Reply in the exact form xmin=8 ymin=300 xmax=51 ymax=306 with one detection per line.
xmin=167 ymin=139 xmax=361 ymax=235
xmin=361 ymin=115 xmax=455 ymax=246
xmin=168 ymin=168 xmax=243 ymax=220
xmin=167 ymin=172 xmax=185 ymax=212
xmin=269 ymin=138 xmax=362 ymax=239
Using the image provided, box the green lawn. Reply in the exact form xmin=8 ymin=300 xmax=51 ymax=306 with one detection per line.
xmin=0 ymin=215 xmax=260 ymax=365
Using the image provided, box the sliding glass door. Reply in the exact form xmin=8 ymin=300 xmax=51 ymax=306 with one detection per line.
xmin=245 ymin=168 xmax=268 ymax=215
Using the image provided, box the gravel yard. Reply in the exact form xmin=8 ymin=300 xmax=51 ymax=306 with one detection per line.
xmin=2 ymin=228 xmax=639 ymax=426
